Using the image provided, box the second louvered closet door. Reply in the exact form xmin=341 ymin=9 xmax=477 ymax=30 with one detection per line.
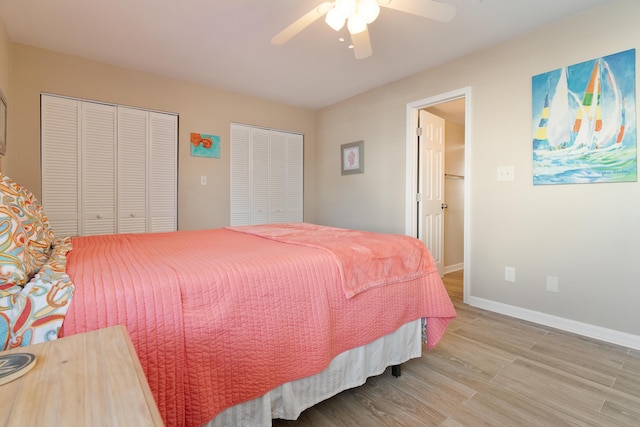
xmin=117 ymin=106 xmax=148 ymax=234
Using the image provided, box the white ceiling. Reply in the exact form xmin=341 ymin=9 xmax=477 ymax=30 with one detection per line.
xmin=0 ymin=0 xmax=613 ymax=110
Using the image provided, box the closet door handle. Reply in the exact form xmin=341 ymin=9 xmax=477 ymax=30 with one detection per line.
xmin=441 ymin=203 xmax=448 ymax=210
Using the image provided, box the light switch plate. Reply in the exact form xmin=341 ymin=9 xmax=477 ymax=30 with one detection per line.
xmin=546 ymin=276 xmax=559 ymax=292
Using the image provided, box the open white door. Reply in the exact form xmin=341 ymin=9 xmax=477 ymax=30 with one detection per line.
xmin=419 ymin=110 xmax=445 ymax=276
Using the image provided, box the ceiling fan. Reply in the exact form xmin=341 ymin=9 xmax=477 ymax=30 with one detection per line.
xmin=271 ymin=0 xmax=457 ymax=59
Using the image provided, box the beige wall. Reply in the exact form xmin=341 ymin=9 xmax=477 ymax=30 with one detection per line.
xmin=0 ymin=17 xmax=8 ymax=95
xmin=315 ymin=0 xmax=640 ymax=341
xmin=0 ymin=15 xmax=10 ymax=172
xmin=4 ymin=44 xmax=316 ymax=230
xmin=0 ymin=16 xmax=8 ymax=94
xmin=315 ymin=86 xmax=410 ymax=234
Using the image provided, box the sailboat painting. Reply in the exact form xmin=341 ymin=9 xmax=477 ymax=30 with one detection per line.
xmin=532 ymin=49 xmax=637 ymax=185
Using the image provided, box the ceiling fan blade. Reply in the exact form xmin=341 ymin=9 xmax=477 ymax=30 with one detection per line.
xmin=379 ymin=0 xmax=457 ymax=23
xmin=351 ymin=27 xmax=373 ymax=59
xmin=271 ymin=2 xmax=333 ymax=45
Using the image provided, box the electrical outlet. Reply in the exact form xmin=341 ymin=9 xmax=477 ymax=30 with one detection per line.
xmin=201 ymin=175 xmax=207 ymax=186
xmin=546 ymin=276 xmax=559 ymax=292
xmin=497 ymin=166 xmax=514 ymax=181
xmin=505 ymin=266 xmax=516 ymax=282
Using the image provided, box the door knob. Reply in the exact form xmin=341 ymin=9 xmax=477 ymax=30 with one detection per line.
xmin=441 ymin=203 xmax=448 ymax=210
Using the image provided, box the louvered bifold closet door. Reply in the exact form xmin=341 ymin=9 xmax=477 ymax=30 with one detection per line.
xmin=41 ymin=96 xmax=80 ymax=237
xmin=117 ymin=107 xmax=148 ymax=234
xmin=250 ymin=127 xmax=270 ymax=225
xmin=149 ymin=112 xmax=178 ymax=232
xmin=285 ymin=132 xmax=303 ymax=222
xmin=268 ymin=131 xmax=287 ymax=223
xmin=81 ymin=102 xmax=116 ymax=236
xmin=230 ymin=124 xmax=304 ymax=226
xmin=230 ymin=123 xmax=251 ymax=226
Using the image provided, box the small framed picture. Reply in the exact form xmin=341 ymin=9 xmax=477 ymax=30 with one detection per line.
xmin=190 ymin=132 xmax=220 ymax=158
xmin=341 ymin=140 xmax=364 ymax=175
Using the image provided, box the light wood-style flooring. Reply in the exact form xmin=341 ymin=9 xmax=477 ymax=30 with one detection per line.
xmin=274 ymin=270 xmax=640 ymax=426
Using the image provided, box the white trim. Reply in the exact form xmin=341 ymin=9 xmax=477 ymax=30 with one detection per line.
xmin=404 ymin=105 xmax=420 ymax=237
xmin=40 ymin=92 xmax=178 ymax=116
xmin=468 ymin=296 xmax=640 ymax=351
xmin=444 ymin=263 xmax=464 ymax=274
xmin=405 ymin=87 xmax=472 ymax=303
xmin=230 ymin=121 xmax=304 ymax=137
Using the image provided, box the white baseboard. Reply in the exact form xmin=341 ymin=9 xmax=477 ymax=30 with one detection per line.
xmin=444 ymin=263 xmax=464 ymax=274
xmin=467 ymin=296 xmax=640 ymax=351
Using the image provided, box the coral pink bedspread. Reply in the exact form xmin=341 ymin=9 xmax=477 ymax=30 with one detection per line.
xmin=61 ymin=224 xmax=456 ymax=427
xmin=229 ymin=223 xmax=432 ymax=298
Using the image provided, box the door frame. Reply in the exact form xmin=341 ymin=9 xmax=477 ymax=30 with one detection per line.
xmin=404 ymin=87 xmax=472 ymax=303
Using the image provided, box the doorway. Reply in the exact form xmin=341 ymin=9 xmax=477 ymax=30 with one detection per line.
xmin=404 ymin=87 xmax=471 ymax=303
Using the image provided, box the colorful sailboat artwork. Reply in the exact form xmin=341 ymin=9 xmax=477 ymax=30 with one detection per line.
xmin=532 ymin=49 xmax=637 ymax=185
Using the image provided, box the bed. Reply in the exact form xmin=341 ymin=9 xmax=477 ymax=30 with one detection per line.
xmin=0 ymin=173 xmax=456 ymax=427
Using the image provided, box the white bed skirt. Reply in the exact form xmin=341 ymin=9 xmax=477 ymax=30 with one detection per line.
xmin=207 ymin=319 xmax=423 ymax=427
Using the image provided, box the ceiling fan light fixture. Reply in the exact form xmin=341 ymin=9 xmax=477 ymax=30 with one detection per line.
xmin=358 ymin=0 xmax=380 ymax=24
xmin=272 ymin=0 xmax=458 ymax=59
xmin=347 ymin=14 xmax=367 ymax=34
xmin=335 ymin=0 xmax=357 ymax=19
xmin=325 ymin=7 xmax=346 ymax=31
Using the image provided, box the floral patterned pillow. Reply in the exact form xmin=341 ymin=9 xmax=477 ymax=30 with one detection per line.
xmin=16 ymin=180 xmax=55 ymax=267
xmin=0 ymin=174 xmax=55 ymax=284
xmin=0 ymin=204 xmax=30 ymax=286
xmin=0 ymin=237 xmax=75 ymax=350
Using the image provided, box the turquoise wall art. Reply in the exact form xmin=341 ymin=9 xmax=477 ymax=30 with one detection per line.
xmin=532 ymin=49 xmax=637 ymax=185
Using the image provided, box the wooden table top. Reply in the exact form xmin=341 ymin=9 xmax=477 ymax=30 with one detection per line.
xmin=0 ymin=325 xmax=164 ymax=426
